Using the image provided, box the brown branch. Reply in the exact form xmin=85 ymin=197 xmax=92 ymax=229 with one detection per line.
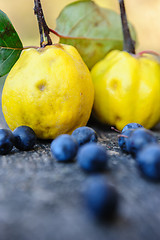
xmin=34 ymin=0 xmax=52 ymax=47
xmin=118 ymin=0 xmax=135 ymax=54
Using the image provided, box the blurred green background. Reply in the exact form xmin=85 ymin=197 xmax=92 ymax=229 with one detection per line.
xmin=1 ymin=0 xmax=160 ymax=53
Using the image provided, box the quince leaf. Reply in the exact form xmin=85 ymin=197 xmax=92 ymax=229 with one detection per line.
xmin=55 ymin=0 xmax=137 ymax=69
xmin=0 ymin=10 xmax=23 ymax=77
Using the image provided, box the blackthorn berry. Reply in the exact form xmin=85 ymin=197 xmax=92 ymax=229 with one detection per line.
xmin=77 ymin=143 xmax=108 ymax=172
xmin=136 ymin=144 xmax=160 ymax=180
xmin=118 ymin=129 xmax=134 ymax=153
xmin=51 ymin=134 xmax=78 ymax=162
xmin=13 ymin=126 xmax=37 ymax=151
xmin=126 ymin=128 xmax=157 ymax=156
xmin=84 ymin=176 xmax=118 ymax=220
xmin=122 ymin=123 xmax=143 ymax=133
xmin=72 ymin=126 xmax=98 ymax=147
xmin=0 ymin=129 xmax=15 ymax=155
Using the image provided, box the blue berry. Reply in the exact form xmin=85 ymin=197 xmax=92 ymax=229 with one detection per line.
xmin=136 ymin=144 xmax=160 ymax=180
xmin=72 ymin=126 xmax=98 ymax=146
xmin=13 ymin=126 xmax=37 ymax=151
xmin=51 ymin=134 xmax=78 ymax=162
xmin=77 ymin=143 xmax=108 ymax=172
xmin=126 ymin=128 xmax=157 ymax=156
xmin=84 ymin=176 xmax=118 ymax=220
xmin=122 ymin=123 xmax=143 ymax=133
xmin=118 ymin=129 xmax=134 ymax=153
xmin=0 ymin=129 xmax=15 ymax=155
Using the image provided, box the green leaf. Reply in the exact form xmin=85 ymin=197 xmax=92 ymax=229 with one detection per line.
xmin=55 ymin=0 xmax=137 ymax=69
xmin=0 ymin=10 xmax=23 ymax=77
xmin=0 ymin=74 xmax=7 ymax=89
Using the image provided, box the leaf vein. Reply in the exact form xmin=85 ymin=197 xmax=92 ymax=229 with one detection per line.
xmin=0 ymin=49 xmax=16 ymax=68
xmin=67 ymin=2 xmax=111 ymax=36
xmin=67 ymin=5 xmax=99 ymax=35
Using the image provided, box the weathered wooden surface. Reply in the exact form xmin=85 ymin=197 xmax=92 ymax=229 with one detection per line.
xmin=0 ymin=112 xmax=159 ymax=240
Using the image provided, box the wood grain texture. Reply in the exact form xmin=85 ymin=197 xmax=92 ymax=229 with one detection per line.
xmin=0 ymin=117 xmax=159 ymax=240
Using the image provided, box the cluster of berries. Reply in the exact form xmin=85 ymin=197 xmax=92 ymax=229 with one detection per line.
xmin=118 ymin=123 xmax=160 ymax=181
xmin=50 ymin=126 xmax=118 ymax=221
xmin=0 ymin=126 xmax=36 ymax=154
xmin=0 ymin=125 xmax=117 ymax=221
xmin=1 ymin=123 xmax=159 ymax=221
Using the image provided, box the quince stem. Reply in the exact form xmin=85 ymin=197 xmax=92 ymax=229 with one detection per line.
xmin=34 ymin=0 xmax=52 ymax=47
xmin=118 ymin=0 xmax=135 ymax=54
xmin=137 ymin=50 xmax=160 ymax=57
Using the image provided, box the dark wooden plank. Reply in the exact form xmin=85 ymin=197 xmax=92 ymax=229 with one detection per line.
xmin=0 ymin=114 xmax=159 ymax=240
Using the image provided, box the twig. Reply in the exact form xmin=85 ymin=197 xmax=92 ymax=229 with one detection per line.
xmin=118 ymin=0 xmax=135 ymax=54
xmin=34 ymin=0 xmax=52 ymax=47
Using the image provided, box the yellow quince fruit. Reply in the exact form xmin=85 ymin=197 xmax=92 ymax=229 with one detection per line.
xmin=2 ymin=44 xmax=94 ymax=139
xmin=91 ymin=50 xmax=160 ymax=130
